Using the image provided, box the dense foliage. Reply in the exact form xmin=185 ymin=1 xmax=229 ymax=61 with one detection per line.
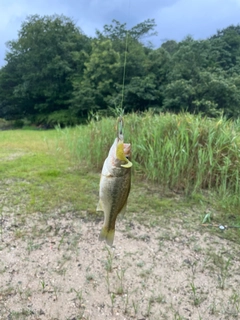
xmin=1 ymin=15 xmax=240 ymax=125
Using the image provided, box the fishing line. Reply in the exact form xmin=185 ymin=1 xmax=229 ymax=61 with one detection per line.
xmin=120 ymin=32 xmax=129 ymax=112
xmin=120 ymin=0 xmax=131 ymax=114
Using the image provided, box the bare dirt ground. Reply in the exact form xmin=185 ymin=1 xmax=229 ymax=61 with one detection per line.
xmin=0 ymin=203 xmax=240 ymax=320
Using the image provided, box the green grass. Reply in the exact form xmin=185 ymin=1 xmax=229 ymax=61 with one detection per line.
xmin=1 ymin=123 xmax=240 ymax=320
xmin=1 ymin=112 xmax=240 ymax=243
xmin=0 ymin=129 xmax=98 ymax=215
xmin=56 ymin=112 xmax=240 ymax=208
xmin=55 ymin=113 xmax=240 ymax=190
xmin=53 ymin=111 xmax=240 ymax=243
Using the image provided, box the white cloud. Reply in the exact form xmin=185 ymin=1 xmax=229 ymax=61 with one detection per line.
xmin=0 ymin=1 xmax=26 ymax=31
xmin=0 ymin=0 xmax=70 ymax=64
xmin=0 ymin=0 xmax=240 ymax=66
xmin=155 ymin=0 xmax=240 ymax=43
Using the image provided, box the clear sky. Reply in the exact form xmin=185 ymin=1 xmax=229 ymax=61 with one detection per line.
xmin=0 ymin=0 xmax=240 ymax=67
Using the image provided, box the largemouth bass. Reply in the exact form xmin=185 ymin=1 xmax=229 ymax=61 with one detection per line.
xmin=97 ymin=137 xmax=132 ymax=246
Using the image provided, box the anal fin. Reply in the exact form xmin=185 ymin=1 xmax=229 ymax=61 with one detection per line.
xmin=118 ymin=201 xmax=127 ymax=219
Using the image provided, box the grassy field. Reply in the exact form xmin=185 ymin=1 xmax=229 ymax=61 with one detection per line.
xmin=55 ymin=112 xmax=240 ymax=226
xmin=1 ymin=112 xmax=240 ymax=240
xmin=0 ymin=113 xmax=240 ymax=319
xmin=0 ymin=129 xmax=98 ymax=215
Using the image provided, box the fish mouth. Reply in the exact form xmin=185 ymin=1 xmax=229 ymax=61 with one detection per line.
xmin=122 ymin=143 xmax=132 ymax=168
xmin=116 ymin=140 xmax=132 ymax=168
xmin=123 ymin=143 xmax=131 ymax=157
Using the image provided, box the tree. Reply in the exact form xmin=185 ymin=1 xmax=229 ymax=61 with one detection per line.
xmin=0 ymin=64 xmax=21 ymax=119
xmin=70 ymin=40 xmax=120 ymax=116
xmin=210 ymin=25 xmax=240 ymax=71
xmin=161 ymin=40 xmax=178 ymax=55
xmin=0 ymin=14 xmax=90 ymax=122
xmin=70 ymin=19 xmax=157 ymax=115
xmin=96 ymin=18 xmax=157 ymax=43
xmin=122 ymin=75 xmax=159 ymax=111
xmin=162 ymin=35 xmax=240 ymax=117
xmin=2 ymin=16 xmax=240 ymax=122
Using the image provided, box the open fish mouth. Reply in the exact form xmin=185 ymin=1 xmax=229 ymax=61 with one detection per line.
xmin=116 ymin=140 xmax=132 ymax=168
xmin=123 ymin=143 xmax=131 ymax=157
xmin=122 ymin=143 xmax=132 ymax=168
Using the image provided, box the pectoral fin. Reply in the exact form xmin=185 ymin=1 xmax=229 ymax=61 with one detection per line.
xmin=97 ymin=200 xmax=104 ymax=212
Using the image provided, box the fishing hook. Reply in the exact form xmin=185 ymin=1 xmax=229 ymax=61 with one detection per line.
xmin=117 ymin=116 xmax=124 ymax=141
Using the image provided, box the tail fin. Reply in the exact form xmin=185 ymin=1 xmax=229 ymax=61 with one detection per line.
xmin=99 ymin=227 xmax=115 ymax=246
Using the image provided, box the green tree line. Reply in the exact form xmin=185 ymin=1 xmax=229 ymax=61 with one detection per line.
xmin=1 ymin=14 xmax=240 ymax=126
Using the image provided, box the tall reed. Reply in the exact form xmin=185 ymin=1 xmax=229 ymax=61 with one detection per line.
xmin=56 ymin=112 xmax=240 ymax=205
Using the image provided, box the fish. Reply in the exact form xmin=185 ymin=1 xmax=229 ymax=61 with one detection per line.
xmin=97 ymin=137 xmax=132 ymax=246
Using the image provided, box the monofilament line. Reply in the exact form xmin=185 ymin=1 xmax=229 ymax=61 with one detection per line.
xmin=120 ymin=0 xmax=131 ymax=114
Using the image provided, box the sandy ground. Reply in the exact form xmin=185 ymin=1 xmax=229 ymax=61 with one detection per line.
xmin=0 ymin=205 xmax=240 ymax=320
